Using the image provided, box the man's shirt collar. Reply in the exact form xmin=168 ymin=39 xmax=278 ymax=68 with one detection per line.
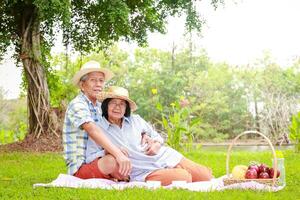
xmin=79 ymin=91 xmax=101 ymax=107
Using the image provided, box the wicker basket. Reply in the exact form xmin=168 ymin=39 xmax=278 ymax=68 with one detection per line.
xmin=223 ymin=130 xmax=279 ymax=187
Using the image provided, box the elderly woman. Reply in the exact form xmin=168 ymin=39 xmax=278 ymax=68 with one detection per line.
xmin=86 ymin=86 xmax=212 ymax=186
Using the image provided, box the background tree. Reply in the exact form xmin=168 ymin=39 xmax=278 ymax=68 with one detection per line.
xmin=0 ymin=0 xmax=221 ymax=138
xmin=44 ymin=46 xmax=300 ymax=145
xmin=0 ymin=87 xmax=8 ymax=114
xmin=257 ymin=63 xmax=299 ymax=144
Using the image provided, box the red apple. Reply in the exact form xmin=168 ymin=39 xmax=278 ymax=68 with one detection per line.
xmin=245 ymin=169 xmax=258 ymax=179
xmin=258 ymin=172 xmax=270 ymax=179
xmin=269 ymin=168 xmax=280 ymax=178
xmin=258 ymin=164 xmax=270 ymax=174
xmin=248 ymin=165 xmax=259 ymax=173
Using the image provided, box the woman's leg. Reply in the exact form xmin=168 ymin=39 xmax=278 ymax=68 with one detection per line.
xmin=145 ymin=168 xmax=192 ymax=186
xmin=175 ymin=158 xmax=213 ymax=182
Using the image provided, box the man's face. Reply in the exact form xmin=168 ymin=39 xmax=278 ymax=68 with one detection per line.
xmin=80 ymin=72 xmax=105 ymax=103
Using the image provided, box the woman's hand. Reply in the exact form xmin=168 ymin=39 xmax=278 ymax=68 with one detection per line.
xmin=144 ymin=140 xmax=161 ymax=156
xmin=141 ymin=133 xmax=161 ymax=155
xmin=141 ymin=133 xmax=151 ymax=146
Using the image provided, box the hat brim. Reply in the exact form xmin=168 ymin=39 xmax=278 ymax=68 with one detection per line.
xmin=97 ymin=92 xmax=137 ymax=112
xmin=72 ymin=68 xmax=114 ymax=86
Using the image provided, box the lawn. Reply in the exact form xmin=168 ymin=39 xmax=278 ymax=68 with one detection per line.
xmin=0 ymin=149 xmax=299 ymax=200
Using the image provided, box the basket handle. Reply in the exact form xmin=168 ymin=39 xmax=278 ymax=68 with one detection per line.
xmin=226 ymin=130 xmax=278 ymax=187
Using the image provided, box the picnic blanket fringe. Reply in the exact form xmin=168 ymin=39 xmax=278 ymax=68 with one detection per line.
xmin=33 ymin=174 xmax=284 ymax=192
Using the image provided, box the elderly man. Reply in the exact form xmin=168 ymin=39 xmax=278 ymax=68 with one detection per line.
xmin=63 ymin=60 xmax=131 ymax=180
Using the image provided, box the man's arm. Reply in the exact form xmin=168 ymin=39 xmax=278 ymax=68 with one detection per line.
xmin=82 ymin=122 xmax=132 ymax=176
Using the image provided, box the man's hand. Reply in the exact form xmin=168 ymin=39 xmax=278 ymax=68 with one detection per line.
xmin=105 ymin=147 xmax=129 ymax=157
xmin=120 ymin=147 xmax=129 ymax=157
xmin=115 ymin=150 xmax=131 ymax=177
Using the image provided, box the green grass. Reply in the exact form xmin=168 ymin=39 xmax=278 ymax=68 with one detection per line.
xmin=0 ymin=150 xmax=299 ymax=200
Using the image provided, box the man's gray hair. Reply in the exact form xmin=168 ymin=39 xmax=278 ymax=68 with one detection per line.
xmin=80 ymin=74 xmax=89 ymax=82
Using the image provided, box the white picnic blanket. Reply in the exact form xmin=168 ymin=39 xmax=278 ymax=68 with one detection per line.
xmin=33 ymin=174 xmax=284 ymax=192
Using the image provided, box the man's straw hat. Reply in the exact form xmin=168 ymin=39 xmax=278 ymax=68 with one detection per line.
xmin=72 ymin=60 xmax=114 ymax=86
xmin=97 ymin=86 xmax=137 ymax=111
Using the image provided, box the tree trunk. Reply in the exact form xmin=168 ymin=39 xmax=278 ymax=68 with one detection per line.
xmin=254 ymin=95 xmax=260 ymax=132
xmin=20 ymin=7 xmax=51 ymax=138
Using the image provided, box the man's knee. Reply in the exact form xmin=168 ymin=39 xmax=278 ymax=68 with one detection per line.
xmin=97 ymin=154 xmax=118 ymax=175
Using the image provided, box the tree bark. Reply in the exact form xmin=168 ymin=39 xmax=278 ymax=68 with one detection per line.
xmin=20 ymin=7 xmax=51 ymax=138
xmin=254 ymin=95 xmax=260 ymax=132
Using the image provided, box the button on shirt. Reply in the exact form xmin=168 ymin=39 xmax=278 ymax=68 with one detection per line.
xmin=86 ymin=114 xmax=183 ymax=182
xmin=63 ymin=92 xmax=105 ymax=175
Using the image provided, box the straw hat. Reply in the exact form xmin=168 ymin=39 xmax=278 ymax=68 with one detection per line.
xmin=72 ymin=60 xmax=114 ymax=86
xmin=97 ymin=86 xmax=137 ymax=111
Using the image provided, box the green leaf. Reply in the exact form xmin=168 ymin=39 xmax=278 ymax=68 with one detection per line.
xmin=289 ymin=112 xmax=300 ymax=142
xmin=190 ymin=118 xmax=201 ymax=127
xmin=162 ymin=116 xmax=168 ymax=129
xmin=156 ymin=102 xmax=163 ymax=112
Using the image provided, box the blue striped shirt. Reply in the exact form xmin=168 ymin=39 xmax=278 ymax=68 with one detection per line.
xmin=63 ymin=92 xmax=104 ymax=175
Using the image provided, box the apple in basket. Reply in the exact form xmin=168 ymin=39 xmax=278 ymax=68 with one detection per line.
xmin=269 ymin=168 xmax=280 ymax=178
xmin=258 ymin=172 xmax=270 ymax=179
xmin=248 ymin=164 xmax=259 ymax=173
xmin=245 ymin=168 xmax=258 ymax=179
xmin=258 ymin=163 xmax=270 ymax=174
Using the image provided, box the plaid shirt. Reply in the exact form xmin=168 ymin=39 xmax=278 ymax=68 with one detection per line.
xmin=63 ymin=92 xmax=103 ymax=175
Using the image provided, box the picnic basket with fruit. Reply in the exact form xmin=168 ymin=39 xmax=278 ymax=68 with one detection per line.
xmin=223 ymin=131 xmax=280 ymax=187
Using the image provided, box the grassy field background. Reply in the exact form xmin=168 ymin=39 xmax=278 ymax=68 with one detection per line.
xmin=0 ymin=150 xmax=299 ymax=199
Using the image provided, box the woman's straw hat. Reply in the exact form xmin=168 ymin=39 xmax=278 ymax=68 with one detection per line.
xmin=72 ymin=60 xmax=114 ymax=86
xmin=97 ymin=86 xmax=137 ymax=111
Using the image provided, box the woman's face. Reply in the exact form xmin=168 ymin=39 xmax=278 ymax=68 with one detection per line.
xmin=107 ymin=98 xmax=127 ymax=121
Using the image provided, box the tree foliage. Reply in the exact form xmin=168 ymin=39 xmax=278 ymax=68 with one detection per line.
xmin=0 ymin=0 xmax=220 ymax=137
xmin=47 ymin=46 xmax=300 ymax=144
